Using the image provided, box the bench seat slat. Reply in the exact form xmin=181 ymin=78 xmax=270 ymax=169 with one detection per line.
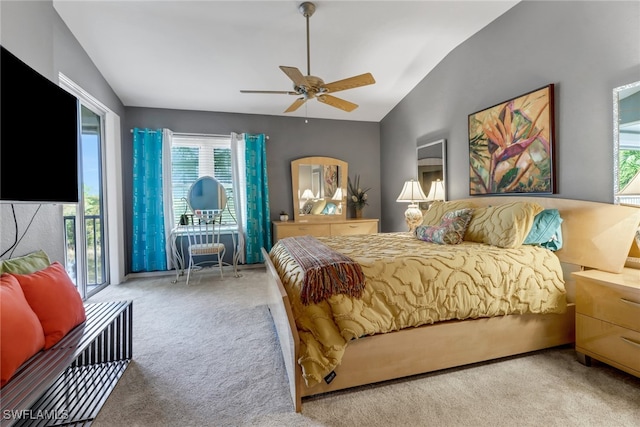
xmin=1 ymin=300 xmax=132 ymax=427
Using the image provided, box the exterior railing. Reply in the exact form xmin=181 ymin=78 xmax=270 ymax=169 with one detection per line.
xmin=64 ymin=215 xmax=105 ymax=287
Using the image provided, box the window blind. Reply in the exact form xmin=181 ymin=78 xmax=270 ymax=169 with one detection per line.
xmin=171 ymin=135 xmax=236 ymax=225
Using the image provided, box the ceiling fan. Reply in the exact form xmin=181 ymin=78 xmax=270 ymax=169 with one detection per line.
xmin=240 ymin=1 xmax=375 ymax=113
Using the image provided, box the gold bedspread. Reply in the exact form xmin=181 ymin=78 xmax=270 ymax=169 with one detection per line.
xmin=269 ymin=232 xmax=567 ymax=387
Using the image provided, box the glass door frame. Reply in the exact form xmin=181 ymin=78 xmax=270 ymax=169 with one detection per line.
xmin=80 ymin=104 xmax=108 ymax=297
xmin=59 ymin=76 xmax=110 ymax=299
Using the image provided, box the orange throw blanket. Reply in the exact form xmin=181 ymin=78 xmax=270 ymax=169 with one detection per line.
xmin=278 ymin=236 xmax=365 ymax=305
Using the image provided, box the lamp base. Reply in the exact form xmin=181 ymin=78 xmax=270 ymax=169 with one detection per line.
xmin=404 ymin=204 xmax=423 ymax=232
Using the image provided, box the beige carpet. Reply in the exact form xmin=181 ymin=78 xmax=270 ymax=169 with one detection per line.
xmin=87 ymin=267 xmax=640 ymax=427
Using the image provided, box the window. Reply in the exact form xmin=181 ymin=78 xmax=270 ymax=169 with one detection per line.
xmin=171 ymin=135 xmax=236 ymax=226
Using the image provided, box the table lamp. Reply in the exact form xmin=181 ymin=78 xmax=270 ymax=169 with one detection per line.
xmin=396 ymin=179 xmax=428 ymax=231
xmin=427 ymin=179 xmax=445 ymax=202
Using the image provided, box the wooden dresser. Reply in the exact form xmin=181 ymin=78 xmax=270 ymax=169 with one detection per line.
xmin=573 ymin=268 xmax=640 ymax=377
xmin=272 ymin=218 xmax=379 ymax=242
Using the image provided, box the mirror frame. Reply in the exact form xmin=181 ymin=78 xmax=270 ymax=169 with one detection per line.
xmin=187 ymin=175 xmax=227 ymax=213
xmin=614 ymin=80 xmax=640 ymax=206
xmin=417 ymin=139 xmax=447 ymax=209
xmin=291 ymin=156 xmax=348 ymax=223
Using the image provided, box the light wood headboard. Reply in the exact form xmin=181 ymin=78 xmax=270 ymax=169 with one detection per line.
xmin=454 ymin=197 xmax=640 ymax=274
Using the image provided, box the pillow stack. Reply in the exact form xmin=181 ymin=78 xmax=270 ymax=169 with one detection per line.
xmin=0 ymin=251 xmax=86 ymax=387
xmin=416 ymin=200 xmax=562 ymax=250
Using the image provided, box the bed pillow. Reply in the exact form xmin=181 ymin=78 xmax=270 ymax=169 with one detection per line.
xmin=464 ymin=201 xmax=544 ymax=248
xmin=524 ymin=209 xmax=564 ymax=251
xmin=421 ymin=200 xmax=476 ymax=226
xmin=1 ymin=273 xmax=45 ymax=387
xmin=0 ymin=250 xmax=50 ymax=274
xmin=12 ymin=262 xmax=86 ymax=349
xmin=310 ymin=199 xmax=327 ymax=215
xmin=415 ymin=208 xmax=474 ymax=245
xmin=321 ymin=202 xmax=337 ymax=215
xmin=301 ymin=200 xmax=314 ymax=214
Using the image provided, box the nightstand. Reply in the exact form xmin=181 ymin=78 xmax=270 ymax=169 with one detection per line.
xmin=572 ymin=268 xmax=640 ymax=377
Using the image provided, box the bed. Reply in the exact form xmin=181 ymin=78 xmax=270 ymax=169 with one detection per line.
xmin=262 ymin=197 xmax=640 ymax=412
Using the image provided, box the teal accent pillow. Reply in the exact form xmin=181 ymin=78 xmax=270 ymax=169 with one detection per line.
xmin=415 ymin=208 xmax=474 ymax=245
xmin=321 ymin=202 xmax=337 ymax=215
xmin=0 ymin=250 xmax=51 ymax=274
xmin=524 ymin=209 xmax=563 ymax=251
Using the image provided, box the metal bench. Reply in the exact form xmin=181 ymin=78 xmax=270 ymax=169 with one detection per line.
xmin=1 ymin=300 xmax=133 ymax=427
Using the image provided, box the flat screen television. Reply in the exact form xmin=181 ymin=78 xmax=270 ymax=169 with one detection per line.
xmin=1 ymin=45 xmax=79 ymax=203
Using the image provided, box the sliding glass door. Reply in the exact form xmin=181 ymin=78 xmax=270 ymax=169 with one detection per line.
xmin=64 ymin=104 xmax=109 ymax=299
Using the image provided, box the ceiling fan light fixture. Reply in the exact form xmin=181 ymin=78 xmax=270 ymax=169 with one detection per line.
xmin=239 ymin=1 xmax=375 ymax=114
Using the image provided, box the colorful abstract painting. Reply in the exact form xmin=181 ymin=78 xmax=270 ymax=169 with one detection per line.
xmin=468 ymin=84 xmax=555 ymax=195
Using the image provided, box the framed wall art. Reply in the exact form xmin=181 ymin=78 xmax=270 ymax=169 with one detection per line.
xmin=468 ymin=84 xmax=555 ymax=195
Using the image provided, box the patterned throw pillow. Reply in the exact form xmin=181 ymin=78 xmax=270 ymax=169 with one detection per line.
xmin=421 ymin=200 xmax=477 ymax=226
xmin=415 ymin=208 xmax=474 ymax=245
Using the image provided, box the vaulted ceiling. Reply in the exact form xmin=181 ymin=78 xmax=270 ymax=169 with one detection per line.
xmin=53 ymin=1 xmax=518 ymax=122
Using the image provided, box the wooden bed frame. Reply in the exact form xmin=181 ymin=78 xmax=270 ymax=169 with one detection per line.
xmin=262 ymin=197 xmax=640 ymax=412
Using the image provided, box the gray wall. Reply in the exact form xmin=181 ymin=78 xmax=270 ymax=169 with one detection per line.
xmin=123 ymin=108 xmax=380 ymax=270
xmin=0 ymin=0 xmax=125 ymax=262
xmin=380 ymin=0 xmax=640 ymax=232
xmin=2 ymin=1 xmax=638 ymax=274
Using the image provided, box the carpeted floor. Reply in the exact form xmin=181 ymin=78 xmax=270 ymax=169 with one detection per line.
xmin=87 ymin=267 xmax=640 ymax=427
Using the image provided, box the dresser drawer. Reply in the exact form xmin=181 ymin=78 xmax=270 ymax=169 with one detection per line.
xmin=331 ymin=221 xmax=377 ymax=236
xmin=575 ymin=279 xmax=640 ymax=332
xmin=576 ymin=314 xmax=640 ymax=375
xmin=275 ymin=223 xmax=331 ymax=240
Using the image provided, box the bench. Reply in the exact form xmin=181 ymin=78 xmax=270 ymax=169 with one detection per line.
xmin=1 ymin=300 xmax=133 ymax=427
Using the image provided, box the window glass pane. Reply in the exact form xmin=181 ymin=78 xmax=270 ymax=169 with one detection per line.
xmin=171 ymin=137 xmax=236 ymax=225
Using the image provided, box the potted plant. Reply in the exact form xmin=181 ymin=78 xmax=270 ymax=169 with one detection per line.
xmin=279 ymin=211 xmax=289 ymax=222
xmin=348 ymin=175 xmax=371 ymax=218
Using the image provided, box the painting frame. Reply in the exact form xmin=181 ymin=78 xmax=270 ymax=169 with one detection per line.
xmin=468 ymin=84 xmax=555 ymax=195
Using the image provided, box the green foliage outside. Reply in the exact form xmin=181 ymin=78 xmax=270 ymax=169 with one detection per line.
xmin=619 ymin=149 xmax=640 ymax=190
xmin=63 ymin=188 xmax=103 ymax=285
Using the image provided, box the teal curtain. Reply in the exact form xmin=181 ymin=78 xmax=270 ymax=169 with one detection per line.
xmin=244 ymin=133 xmax=272 ymax=263
xmin=132 ymin=128 xmax=167 ymax=272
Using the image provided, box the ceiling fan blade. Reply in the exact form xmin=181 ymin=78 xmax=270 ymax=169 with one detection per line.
xmin=284 ymin=97 xmax=307 ymax=113
xmin=240 ymin=90 xmax=298 ymax=95
xmin=317 ymin=94 xmax=358 ymax=112
xmin=322 ymin=73 xmax=376 ymax=94
xmin=280 ymin=66 xmax=309 ymax=88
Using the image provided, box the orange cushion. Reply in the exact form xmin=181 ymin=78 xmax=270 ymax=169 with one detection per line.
xmin=0 ymin=273 xmax=45 ymax=387
xmin=13 ymin=262 xmax=86 ymax=349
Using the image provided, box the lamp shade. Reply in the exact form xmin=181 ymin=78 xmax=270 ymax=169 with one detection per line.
xmin=301 ymin=189 xmax=315 ymax=200
xmin=426 ymin=179 xmax=445 ymax=201
xmin=331 ymin=187 xmax=343 ymax=200
xmin=396 ymin=179 xmax=428 ymax=203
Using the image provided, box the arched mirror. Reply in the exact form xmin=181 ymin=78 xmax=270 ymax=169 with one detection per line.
xmin=291 ymin=156 xmax=347 ymax=222
xmin=187 ymin=176 xmax=227 ymax=213
xmin=614 ymin=81 xmax=640 ymax=206
xmin=417 ymin=139 xmax=447 ymax=209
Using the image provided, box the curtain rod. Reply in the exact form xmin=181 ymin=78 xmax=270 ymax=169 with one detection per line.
xmin=129 ymin=129 xmax=269 ymax=139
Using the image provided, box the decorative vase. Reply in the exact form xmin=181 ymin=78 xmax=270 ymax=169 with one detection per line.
xmin=354 ymin=208 xmax=363 ymax=219
xmin=280 ymin=214 xmax=289 ymax=222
